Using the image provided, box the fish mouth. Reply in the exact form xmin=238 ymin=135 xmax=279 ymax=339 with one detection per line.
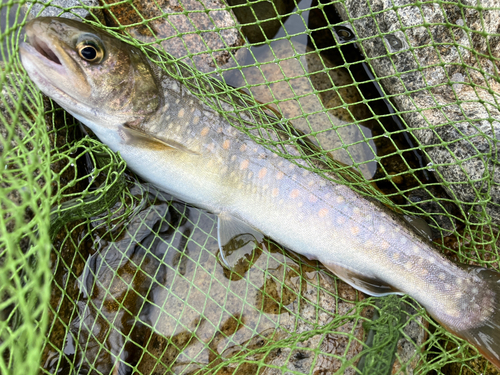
xmin=26 ymin=33 xmax=62 ymax=66
xmin=19 ymin=20 xmax=89 ymax=114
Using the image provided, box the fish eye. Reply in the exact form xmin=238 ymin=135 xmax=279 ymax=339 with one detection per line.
xmin=76 ymin=37 xmax=104 ymax=63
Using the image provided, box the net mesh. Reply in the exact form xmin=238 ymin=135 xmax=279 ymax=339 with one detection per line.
xmin=1 ymin=0 xmax=500 ymax=373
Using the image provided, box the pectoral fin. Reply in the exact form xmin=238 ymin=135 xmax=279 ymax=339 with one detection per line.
xmin=118 ymin=123 xmax=199 ymax=154
xmin=217 ymin=212 xmax=264 ymax=270
xmin=323 ymin=262 xmax=401 ymax=296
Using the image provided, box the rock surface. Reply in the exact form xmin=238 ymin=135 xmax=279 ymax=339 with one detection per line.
xmin=24 ymin=0 xmax=104 ymax=22
xmin=334 ymin=0 xmax=500 ymax=225
xmin=101 ymin=0 xmax=244 ymax=73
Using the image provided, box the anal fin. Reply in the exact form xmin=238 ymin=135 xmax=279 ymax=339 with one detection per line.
xmin=323 ymin=262 xmax=400 ymax=297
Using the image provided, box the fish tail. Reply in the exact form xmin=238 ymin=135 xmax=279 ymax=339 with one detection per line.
xmin=442 ymin=267 xmax=500 ymax=369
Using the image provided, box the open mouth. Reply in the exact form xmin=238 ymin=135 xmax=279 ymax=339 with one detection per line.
xmin=27 ymin=34 xmax=61 ymax=66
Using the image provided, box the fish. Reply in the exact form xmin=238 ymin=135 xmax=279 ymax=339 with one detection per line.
xmin=19 ymin=17 xmax=500 ymax=369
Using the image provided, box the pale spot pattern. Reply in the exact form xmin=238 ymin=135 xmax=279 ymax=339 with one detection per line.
xmin=223 ymin=140 xmax=230 ymax=150
xmin=240 ymin=144 xmax=247 ymax=152
xmin=337 ymin=216 xmax=346 ymax=225
xmin=258 ymin=168 xmax=267 ymax=179
xmin=318 ymin=208 xmax=328 ymax=218
xmin=272 ymin=188 xmax=279 ymax=198
xmin=351 ymin=226 xmax=360 ymax=235
xmin=177 ymin=109 xmax=185 ymax=117
xmin=240 ymin=160 xmax=249 ymax=170
xmin=276 ymin=171 xmax=284 ymax=180
xmin=290 ymin=189 xmax=300 ymax=199
xmin=336 ymin=196 xmax=344 ymax=203
xmin=309 ymin=194 xmax=318 ymax=203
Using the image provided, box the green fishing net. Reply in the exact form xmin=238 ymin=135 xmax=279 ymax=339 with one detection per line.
xmin=1 ymin=0 xmax=500 ymax=374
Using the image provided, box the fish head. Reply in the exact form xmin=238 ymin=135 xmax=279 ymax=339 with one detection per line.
xmin=19 ymin=17 xmax=162 ymax=129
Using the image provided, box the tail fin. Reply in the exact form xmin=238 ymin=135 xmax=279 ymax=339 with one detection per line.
xmin=442 ymin=267 xmax=500 ymax=369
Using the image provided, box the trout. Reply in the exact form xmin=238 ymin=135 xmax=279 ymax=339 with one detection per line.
xmin=19 ymin=17 xmax=500 ymax=368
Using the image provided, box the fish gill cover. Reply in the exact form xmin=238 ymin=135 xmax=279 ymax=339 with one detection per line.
xmin=1 ymin=0 xmax=500 ymax=374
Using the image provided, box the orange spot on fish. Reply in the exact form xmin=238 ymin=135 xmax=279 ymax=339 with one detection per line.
xmin=178 ymin=108 xmax=185 ymax=118
xmin=223 ymin=140 xmax=231 ymax=150
xmin=336 ymin=196 xmax=344 ymax=203
xmin=276 ymin=171 xmax=284 ymax=180
xmin=240 ymin=144 xmax=247 ymax=152
xmin=258 ymin=168 xmax=267 ymax=179
xmin=290 ymin=189 xmax=300 ymax=199
xmin=193 ymin=116 xmax=200 ymax=124
xmin=309 ymin=194 xmax=318 ymax=203
xmin=350 ymin=226 xmax=360 ymax=235
xmin=318 ymin=208 xmax=328 ymax=218
xmin=201 ymin=127 xmax=209 ymax=136
xmin=272 ymin=188 xmax=279 ymax=197
xmin=240 ymin=160 xmax=249 ymax=170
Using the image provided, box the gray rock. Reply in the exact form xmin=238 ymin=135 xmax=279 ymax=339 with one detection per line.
xmin=24 ymin=0 xmax=104 ymax=22
xmin=101 ymin=0 xmax=244 ymax=73
xmin=334 ymin=0 xmax=500 ymax=225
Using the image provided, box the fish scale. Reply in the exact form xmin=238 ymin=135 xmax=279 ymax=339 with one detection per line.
xmin=19 ymin=16 xmax=500 ymax=370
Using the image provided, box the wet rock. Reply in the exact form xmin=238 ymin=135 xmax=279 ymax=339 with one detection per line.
xmin=334 ymin=0 xmax=500 ymax=225
xmin=227 ymin=0 xmax=297 ymax=43
xmin=223 ymin=39 xmax=377 ymax=179
xmin=24 ymin=0 xmax=105 ymax=23
xmin=101 ymin=0 xmax=244 ymax=73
